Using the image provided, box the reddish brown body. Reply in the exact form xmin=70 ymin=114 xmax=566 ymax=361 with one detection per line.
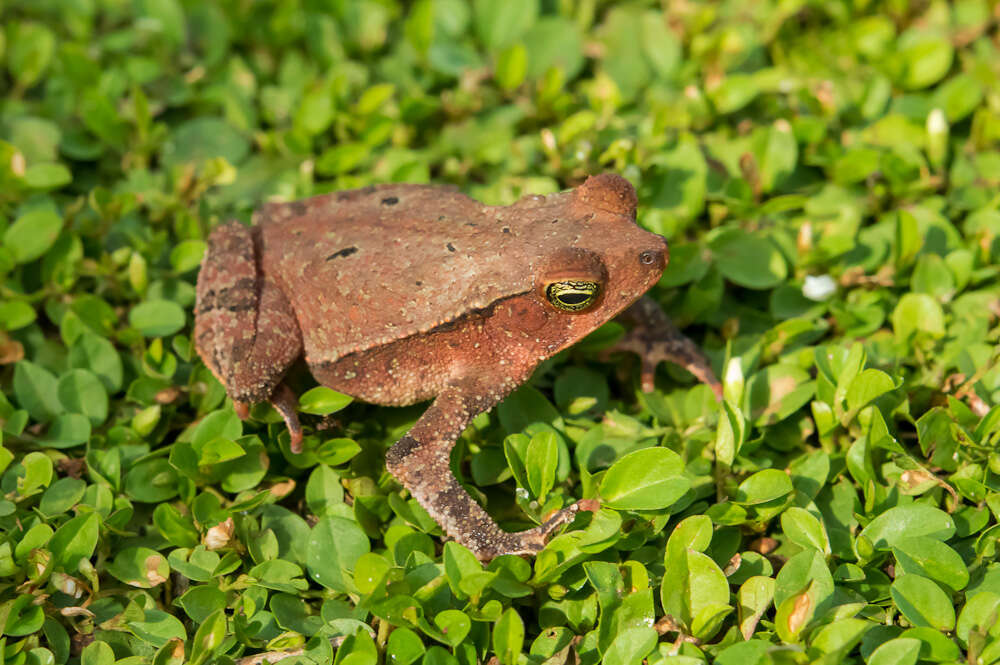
xmin=194 ymin=174 xmax=719 ymax=560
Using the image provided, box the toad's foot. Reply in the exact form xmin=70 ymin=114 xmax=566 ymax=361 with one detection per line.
xmin=610 ymin=296 xmax=722 ymax=399
xmin=386 ymin=376 xmax=599 ymax=561
xmin=495 ymin=499 xmax=602 ymax=557
xmin=234 ymin=383 xmax=304 ymax=452
xmin=269 ymin=383 xmax=304 ymax=453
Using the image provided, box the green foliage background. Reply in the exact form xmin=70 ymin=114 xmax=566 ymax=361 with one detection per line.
xmin=2 ymin=0 xmax=1000 ymax=663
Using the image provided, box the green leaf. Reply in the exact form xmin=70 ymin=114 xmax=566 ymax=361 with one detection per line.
xmin=474 ymin=0 xmax=537 ymax=51
xmin=4 ymin=595 xmax=45 ymax=636
xmin=189 ymin=608 xmax=227 ymax=664
xmin=57 ymin=368 xmax=109 ymax=425
xmin=860 ymin=504 xmax=955 ymax=550
xmin=306 ymin=516 xmax=370 ymax=593
xmin=430 ymin=609 xmax=470 ymax=648
xmin=525 ymin=430 xmax=558 ymax=502
xmin=39 ymin=477 xmax=86 ymax=517
xmin=894 ymin=32 xmax=953 ymax=90
xmin=735 ymin=469 xmax=793 ymax=505
xmin=386 ymin=627 xmax=425 ymax=665
xmin=495 ymin=43 xmax=527 ymax=91
xmin=780 ymin=507 xmax=830 ymax=554
xmin=130 ymin=300 xmax=186 ymax=337
xmin=845 ymin=369 xmax=896 ymax=418
xmin=3 ymin=208 xmax=62 ymax=264
xmin=709 ymin=229 xmax=788 ymax=289
xmin=298 ymin=386 xmax=353 ymax=415
xmin=892 ymin=293 xmax=945 ymax=341
xmin=7 ymin=22 xmax=55 ymax=89
xmin=891 ymin=574 xmax=955 ymax=631
xmin=708 ymin=74 xmax=759 ymax=114
xmin=492 ymin=608 xmax=524 ymax=665
xmin=737 ymin=576 xmax=775 ymax=641
xmin=13 ymin=360 xmax=62 ymax=423
xmin=603 ymin=627 xmax=657 ymax=665
xmin=599 ymin=447 xmax=689 ymax=510
xmin=41 ymin=413 xmax=92 ymax=449
xmin=305 ymin=465 xmax=344 ymax=517
xmin=162 ymin=118 xmax=249 ymax=167
xmin=153 ymin=504 xmax=200 ymax=548
xmin=867 ymin=637 xmax=921 ymax=665
xmin=49 ymin=513 xmax=100 ymax=571
xmin=69 ymin=333 xmax=123 ymax=392
xmin=0 ymin=300 xmax=37 ymax=330
xmin=170 ymin=240 xmax=207 ymax=274
xmin=661 ymin=549 xmax=731 ymax=641
xmin=891 ymin=536 xmax=969 ymax=592
xmin=18 ymin=451 xmax=53 ymax=495
xmin=106 ymin=547 xmax=170 ymax=588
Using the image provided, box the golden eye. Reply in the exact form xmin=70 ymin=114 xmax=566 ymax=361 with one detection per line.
xmin=545 ymin=281 xmax=601 ymax=312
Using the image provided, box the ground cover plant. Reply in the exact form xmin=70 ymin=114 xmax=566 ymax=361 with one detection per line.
xmin=2 ymin=0 xmax=1000 ymax=663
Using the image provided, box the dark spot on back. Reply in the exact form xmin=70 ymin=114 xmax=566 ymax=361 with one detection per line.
xmin=415 ymin=281 xmax=422 ymax=286
xmin=438 ymin=215 xmax=447 ymax=221
xmin=326 ymin=246 xmax=359 ymax=261
xmin=446 ymin=242 xmax=456 ymax=252
xmin=502 ymin=227 xmax=510 ymax=234
xmin=289 ymin=201 xmax=307 ymax=216
xmin=465 ymin=222 xmax=477 ymax=227
xmin=381 ymin=196 xmax=399 ymax=206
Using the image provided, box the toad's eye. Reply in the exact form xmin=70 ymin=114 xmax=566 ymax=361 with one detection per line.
xmin=545 ymin=281 xmax=601 ymax=312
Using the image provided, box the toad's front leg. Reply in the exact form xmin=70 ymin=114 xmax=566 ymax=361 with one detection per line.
xmin=385 ymin=376 xmax=592 ymax=561
xmin=195 ymin=221 xmax=306 ymax=449
xmin=610 ymin=295 xmax=722 ymax=398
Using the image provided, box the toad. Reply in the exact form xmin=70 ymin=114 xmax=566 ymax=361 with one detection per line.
xmin=194 ymin=174 xmax=719 ymax=560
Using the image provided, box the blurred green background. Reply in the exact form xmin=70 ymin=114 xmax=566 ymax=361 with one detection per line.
xmin=2 ymin=1 xmax=1000 ymax=664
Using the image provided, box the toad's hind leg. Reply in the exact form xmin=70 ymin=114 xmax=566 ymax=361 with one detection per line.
xmin=195 ymin=221 xmax=304 ymax=447
xmin=385 ymin=376 xmax=595 ymax=561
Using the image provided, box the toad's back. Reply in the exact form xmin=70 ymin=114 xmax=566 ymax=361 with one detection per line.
xmin=255 ymin=184 xmax=578 ymax=364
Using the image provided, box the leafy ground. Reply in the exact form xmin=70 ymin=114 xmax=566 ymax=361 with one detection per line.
xmin=2 ymin=0 xmax=1000 ymax=663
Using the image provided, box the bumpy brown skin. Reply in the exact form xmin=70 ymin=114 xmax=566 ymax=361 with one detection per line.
xmin=194 ymin=174 xmax=719 ymax=561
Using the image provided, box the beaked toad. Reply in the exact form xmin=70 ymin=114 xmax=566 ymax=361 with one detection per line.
xmin=194 ymin=174 xmax=719 ymax=560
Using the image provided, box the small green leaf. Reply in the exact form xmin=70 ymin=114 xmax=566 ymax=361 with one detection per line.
xmin=860 ymin=504 xmax=955 ymax=550
xmin=892 ymin=293 xmax=945 ymax=341
xmin=305 ymin=465 xmax=344 ymax=517
xmin=106 ymin=547 xmax=170 ymax=588
xmin=525 ymin=430 xmax=558 ymax=502
xmin=170 ymin=240 xmax=207 ymax=274
xmin=492 ymin=608 xmax=525 ymax=665
xmin=189 ymin=608 xmax=227 ymax=664
xmin=49 ymin=512 xmax=100 ymax=571
xmin=892 ymin=536 xmax=969 ymax=592
xmin=867 ymin=637 xmax=922 ymax=665
xmin=306 ymin=516 xmax=370 ymax=592
xmin=709 ymin=228 xmax=787 ymax=289
xmin=735 ymin=469 xmax=793 ymax=505
xmin=599 ymin=447 xmax=689 ymax=510
xmin=0 ymin=300 xmax=36 ymax=330
xmin=780 ymin=507 xmax=830 ymax=554
xmin=130 ymin=300 xmax=186 ymax=337
xmin=298 ymin=386 xmax=353 ymax=415
xmin=891 ymin=574 xmax=955 ymax=631
xmin=13 ymin=360 xmax=62 ymax=422
xmin=57 ymin=368 xmax=109 ymax=425
xmin=386 ymin=627 xmax=425 ymax=665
